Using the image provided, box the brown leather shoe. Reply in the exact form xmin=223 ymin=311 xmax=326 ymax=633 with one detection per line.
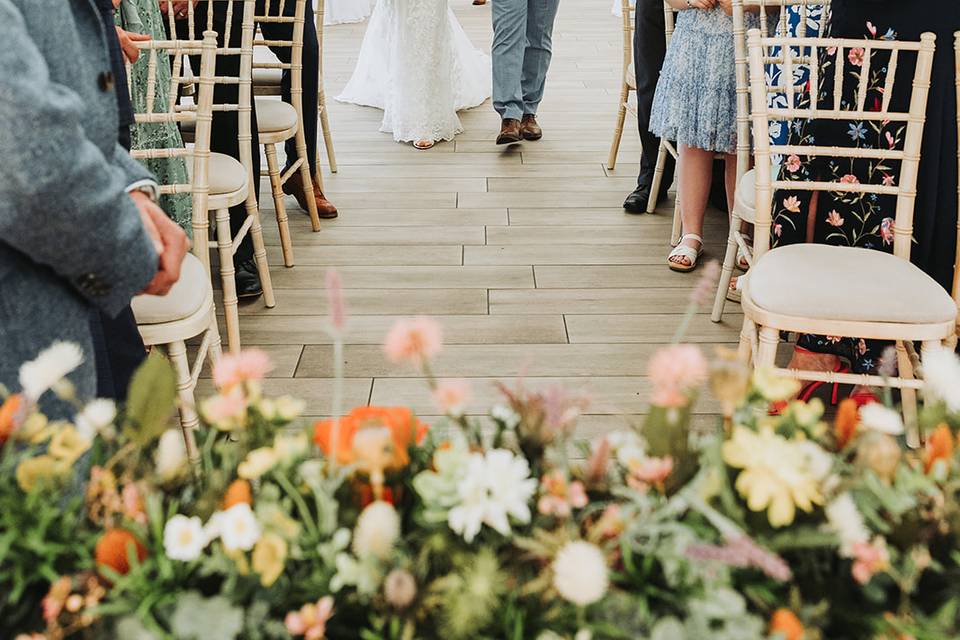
xmin=520 ymin=114 xmax=542 ymax=141
xmin=496 ymin=118 xmax=522 ymax=145
xmin=283 ymin=171 xmax=338 ymax=219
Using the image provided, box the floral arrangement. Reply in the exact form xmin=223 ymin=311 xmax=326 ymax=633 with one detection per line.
xmin=3 ymin=268 xmax=960 ymax=640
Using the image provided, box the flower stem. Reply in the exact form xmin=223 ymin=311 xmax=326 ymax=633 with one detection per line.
xmin=329 ymin=335 xmax=345 ymax=474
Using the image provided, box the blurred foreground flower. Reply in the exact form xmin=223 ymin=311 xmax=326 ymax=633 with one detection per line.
xmin=384 ymin=316 xmax=443 ymax=364
xmin=285 ymin=595 xmax=334 ymax=639
xmin=647 ymin=344 xmax=707 ymax=408
xmin=314 ymin=406 xmax=429 ymax=468
xmin=448 ymin=449 xmax=536 ymax=542
xmin=552 ymin=541 xmax=609 ymax=606
xmin=212 ymin=348 xmax=273 ymax=391
xmin=18 ymin=341 xmax=84 ymax=402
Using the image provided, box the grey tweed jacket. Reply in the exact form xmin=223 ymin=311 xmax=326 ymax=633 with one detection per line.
xmin=0 ymin=0 xmax=159 ymax=398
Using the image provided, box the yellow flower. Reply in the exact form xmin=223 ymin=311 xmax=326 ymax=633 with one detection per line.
xmin=238 ymin=447 xmax=279 ymax=480
xmin=752 ymin=368 xmax=802 ymax=402
xmin=722 ymin=426 xmax=824 ymax=527
xmin=48 ymin=425 xmax=91 ymax=464
xmin=252 ymin=532 xmax=287 ymax=587
xmin=15 ymin=455 xmax=68 ymax=492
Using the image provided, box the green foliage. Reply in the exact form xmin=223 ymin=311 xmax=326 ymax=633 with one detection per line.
xmin=124 ymin=351 xmax=177 ymax=446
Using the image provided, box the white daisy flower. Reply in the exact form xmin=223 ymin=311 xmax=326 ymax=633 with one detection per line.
xmin=217 ymin=503 xmax=262 ymax=552
xmin=163 ymin=515 xmax=207 ymax=561
xmin=448 ymin=449 xmax=536 ymax=543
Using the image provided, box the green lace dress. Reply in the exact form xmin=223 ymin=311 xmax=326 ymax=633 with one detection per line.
xmin=117 ymin=0 xmax=193 ymax=234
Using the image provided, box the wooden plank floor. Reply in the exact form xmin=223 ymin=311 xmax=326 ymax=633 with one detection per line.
xmin=234 ymin=0 xmax=741 ymax=435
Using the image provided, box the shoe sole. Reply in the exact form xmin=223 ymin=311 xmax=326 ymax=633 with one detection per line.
xmin=521 ymin=132 xmax=542 ymax=141
xmin=496 ymin=134 xmax=522 ymax=145
xmin=237 ymin=290 xmax=264 ymax=300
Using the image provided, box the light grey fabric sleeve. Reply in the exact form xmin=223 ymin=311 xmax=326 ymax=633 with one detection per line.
xmin=0 ymin=0 xmax=158 ymax=317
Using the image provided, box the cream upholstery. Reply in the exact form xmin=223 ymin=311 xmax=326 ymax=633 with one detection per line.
xmin=746 ymin=245 xmax=957 ymax=324
xmin=255 ymin=98 xmax=299 ymax=133
xmin=253 ymin=67 xmax=282 ymax=86
xmin=207 ymin=153 xmax=247 ymax=195
xmin=733 ymin=168 xmax=756 ymax=222
xmin=132 ymin=254 xmax=209 ymax=325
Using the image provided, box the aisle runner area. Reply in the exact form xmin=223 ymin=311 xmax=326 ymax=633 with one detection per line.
xmin=229 ymin=0 xmax=739 ymax=436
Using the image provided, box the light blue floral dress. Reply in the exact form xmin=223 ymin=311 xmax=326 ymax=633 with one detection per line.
xmin=649 ymin=7 xmax=761 ymax=154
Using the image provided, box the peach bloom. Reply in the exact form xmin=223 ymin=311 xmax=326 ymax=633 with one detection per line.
xmin=924 ymin=423 xmax=955 ymax=474
xmin=834 ymin=398 xmax=860 ymax=449
xmin=628 ymin=456 xmax=674 ymax=492
xmin=0 ymin=393 xmax=22 ymax=445
xmin=432 ymin=378 xmax=472 ymax=417
xmin=537 ymin=470 xmax=588 ymax=518
xmin=325 ymin=269 xmax=347 ymax=332
xmin=43 ymin=576 xmax=71 ymax=623
xmin=785 ymin=154 xmax=802 ymax=173
xmin=848 ymin=47 xmax=865 ymax=66
xmin=95 ymin=528 xmax=147 ymax=577
xmin=285 ymin=596 xmax=334 ymax=639
xmin=769 ymin=608 xmax=805 ymax=640
xmin=121 ymin=483 xmax=147 ymax=525
xmin=212 ymin=349 xmax=273 ymax=391
xmin=201 ymin=386 xmax=248 ymax=430
xmin=840 ymin=174 xmax=860 ymax=184
xmin=314 ymin=406 xmax=429 ymax=467
xmin=384 ymin=316 xmax=443 ymax=364
xmin=782 ymin=195 xmax=802 ymax=213
xmin=594 ymin=504 xmax=626 ymax=538
xmin=851 ymin=537 xmax=889 ymax=584
xmin=647 ymin=344 xmax=708 ymax=408
xmin=223 ymin=479 xmax=253 ymax=509
xmin=826 ymin=210 xmax=844 ymax=227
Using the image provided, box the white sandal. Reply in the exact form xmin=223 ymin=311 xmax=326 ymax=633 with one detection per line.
xmin=667 ymin=233 xmax=703 ymax=273
xmin=727 ymin=275 xmax=744 ymax=303
xmin=736 ymin=246 xmax=751 ymax=271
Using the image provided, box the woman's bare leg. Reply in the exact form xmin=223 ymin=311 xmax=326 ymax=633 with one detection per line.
xmin=670 ymin=144 xmax=714 ymax=268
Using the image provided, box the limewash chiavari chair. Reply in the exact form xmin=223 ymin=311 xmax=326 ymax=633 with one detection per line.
xmin=128 ymin=33 xmax=222 ymax=464
xmin=711 ymin=0 xmax=830 ymax=322
xmin=953 ymin=32 xmax=960 ymax=350
xmin=739 ymin=29 xmax=956 ymax=435
xmin=250 ymin=0 xmax=323 ymax=264
xmin=163 ymin=0 xmax=276 ymax=353
xmin=605 ymin=0 xmax=638 ymax=171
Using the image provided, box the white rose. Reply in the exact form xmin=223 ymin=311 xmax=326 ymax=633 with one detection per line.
xmin=352 ymin=500 xmax=400 ymax=560
xmin=163 ymin=515 xmax=207 ymax=561
xmin=552 ymin=541 xmax=609 ymax=607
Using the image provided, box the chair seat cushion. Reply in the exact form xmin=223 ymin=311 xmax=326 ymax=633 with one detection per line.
xmin=132 ymin=253 xmax=210 ymax=325
xmin=187 ymin=153 xmax=247 ymax=196
xmin=625 ymin=63 xmax=636 ymax=90
xmin=253 ymin=67 xmax=282 ymax=86
xmin=746 ymin=244 xmax=957 ymax=324
xmin=734 ymin=168 xmax=755 ymax=222
xmin=255 ymin=98 xmax=298 ymax=133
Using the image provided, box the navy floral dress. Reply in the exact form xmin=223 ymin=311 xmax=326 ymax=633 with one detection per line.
xmin=771 ymin=0 xmax=960 ymax=373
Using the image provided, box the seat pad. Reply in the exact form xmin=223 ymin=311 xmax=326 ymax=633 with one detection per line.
xmin=734 ymin=168 xmax=756 ymax=222
xmin=132 ymin=253 xmax=210 ymax=325
xmin=253 ymin=67 xmax=282 ymax=86
xmin=187 ymin=153 xmax=247 ymax=196
xmin=746 ymin=244 xmax=957 ymax=325
xmin=255 ymin=98 xmax=298 ymax=133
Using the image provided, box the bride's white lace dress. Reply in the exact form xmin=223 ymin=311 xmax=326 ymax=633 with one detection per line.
xmin=323 ymin=0 xmax=375 ymax=25
xmin=336 ymin=0 xmax=490 ymax=143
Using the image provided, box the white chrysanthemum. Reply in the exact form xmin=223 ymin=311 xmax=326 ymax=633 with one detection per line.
xmin=18 ymin=342 xmax=84 ymax=401
xmin=448 ymin=449 xmax=537 ymax=543
xmin=163 ymin=515 xmax=207 ymax=561
xmin=352 ymin=500 xmax=400 ymax=560
xmin=155 ymin=429 xmax=188 ymax=483
xmin=217 ymin=503 xmax=262 ymax=551
xmin=923 ymin=350 xmax=960 ymax=413
xmin=824 ymin=492 xmax=870 ymax=557
xmin=859 ymin=403 xmax=904 ymax=436
xmin=552 ymin=541 xmax=609 ymax=606
xmin=74 ymin=399 xmax=117 ymax=441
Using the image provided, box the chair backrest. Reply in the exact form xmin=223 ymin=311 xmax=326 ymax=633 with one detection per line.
xmin=126 ymin=33 xmax=218 ymax=233
xmin=662 ymin=4 xmax=676 ymax=47
xmin=253 ymin=0 xmax=309 ymax=116
xmin=619 ymin=0 xmax=634 ymax=78
xmin=954 ymin=31 xmax=960 ymax=310
xmin=732 ymin=1 xmax=831 ymax=183
xmin=747 ymin=29 xmax=937 ymax=260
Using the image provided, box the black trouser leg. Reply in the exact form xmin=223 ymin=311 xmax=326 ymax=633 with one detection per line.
xmin=91 ymin=306 xmax=146 ymax=401
xmin=634 ymin=0 xmax=674 ymax=190
xmin=257 ymin=0 xmax=320 ymax=175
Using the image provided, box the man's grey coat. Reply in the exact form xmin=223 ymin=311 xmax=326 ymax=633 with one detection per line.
xmin=0 ymin=0 xmax=158 ymax=399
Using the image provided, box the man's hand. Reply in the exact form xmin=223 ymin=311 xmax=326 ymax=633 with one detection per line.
xmin=158 ymin=1 xmax=198 ymax=19
xmin=116 ymin=27 xmax=151 ymax=63
xmin=717 ymin=0 xmax=733 ymax=15
xmin=131 ymin=191 xmax=190 ymax=297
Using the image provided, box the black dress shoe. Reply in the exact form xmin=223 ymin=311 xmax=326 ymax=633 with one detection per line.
xmin=234 ymin=260 xmax=263 ymax=299
xmin=623 ymin=181 xmax=672 ymax=214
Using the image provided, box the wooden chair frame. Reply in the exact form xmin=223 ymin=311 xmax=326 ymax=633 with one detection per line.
xmin=953 ymin=31 xmax=960 ymax=350
xmin=739 ymin=30 xmax=952 ymax=434
xmin=128 ymin=33 xmax=223 ymax=463
xmin=164 ymin=0 xmax=277 ymax=353
xmin=606 ymin=0 xmax=637 ymax=172
xmin=712 ymin=0 xmax=830 ymax=322
xmin=251 ymin=0 xmax=323 ymax=265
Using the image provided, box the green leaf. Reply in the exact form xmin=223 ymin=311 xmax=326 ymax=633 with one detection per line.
xmin=170 ymin=591 xmax=244 ymax=640
xmin=125 ymin=351 xmax=177 ymax=445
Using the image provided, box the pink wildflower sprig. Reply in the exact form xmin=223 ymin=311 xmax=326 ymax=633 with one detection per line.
xmin=685 ymin=535 xmax=792 ymax=582
xmin=647 ymin=344 xmax=708 ymax=409
xmin=325 ymin=269 xmax=347 ymax=333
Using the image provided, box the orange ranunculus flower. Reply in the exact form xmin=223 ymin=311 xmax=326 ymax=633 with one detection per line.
xmin=769 ymin=608 xmax=805 ymax=640
xmin=924 ymin=424 xmax=955 ymax=474
xmin=314 ymin=406 xmax=429 ymax=467
xmin=223 ymin=479 xmax=253 ymax=509
xmin=95 ymin=528 xmax=147 ymax=577
xmin=0 ymin=394 xmax=22 ymax=445
xmin=834 ymin=398 xmax=859 ymax=449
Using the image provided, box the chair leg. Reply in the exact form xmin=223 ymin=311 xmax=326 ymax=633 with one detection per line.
xmin=265 ymin=144 xmax=295 ymax=268
xmin=670 ymin=193 xmax=682 ymax=247
xmin=646 ymin=142 xmax=669 ymax=215
xmin=896 ymin=340 xmax=919 ymax=446
xmin=244 ymin=193 xmax=276 ymax=309
xmin=215 ymin=208 xmax=241 ymax=353
xmin=293 ymin=130 xmax=322 ymax=233
xmin=712 ymin=213 xmax=742 ymax=322
xmin=757 ymin=325 xmax=779 ymax=369
xmin=606 ymin=87 xmax=629 ymax=171
xmin=738 ymin=317 xmax=756 ymax=364
xmin=207 ymin=313 xmax=223 ymax=365
xmin=166 ymin=339 xmax=201 ymax=466
xmin=319 ymin=102 xmax=337 ymax=174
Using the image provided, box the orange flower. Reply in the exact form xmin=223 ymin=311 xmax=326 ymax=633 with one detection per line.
xmin=314 ymin=406 xmax=429 ymax=467
xmin=769 ymin=608 xmax=805 ymax=640
xmin=95 ymin=528 xmax=147 ymax=577
xmin=834 ymin=398 xmax=859 ymax=449
xmin=0 ymin=394 xmax=22 ymax=445
xmin=924 ymin=424 xmax=955 ymax=474
xmin=223 ymin=479 xmax=253 ymax=509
